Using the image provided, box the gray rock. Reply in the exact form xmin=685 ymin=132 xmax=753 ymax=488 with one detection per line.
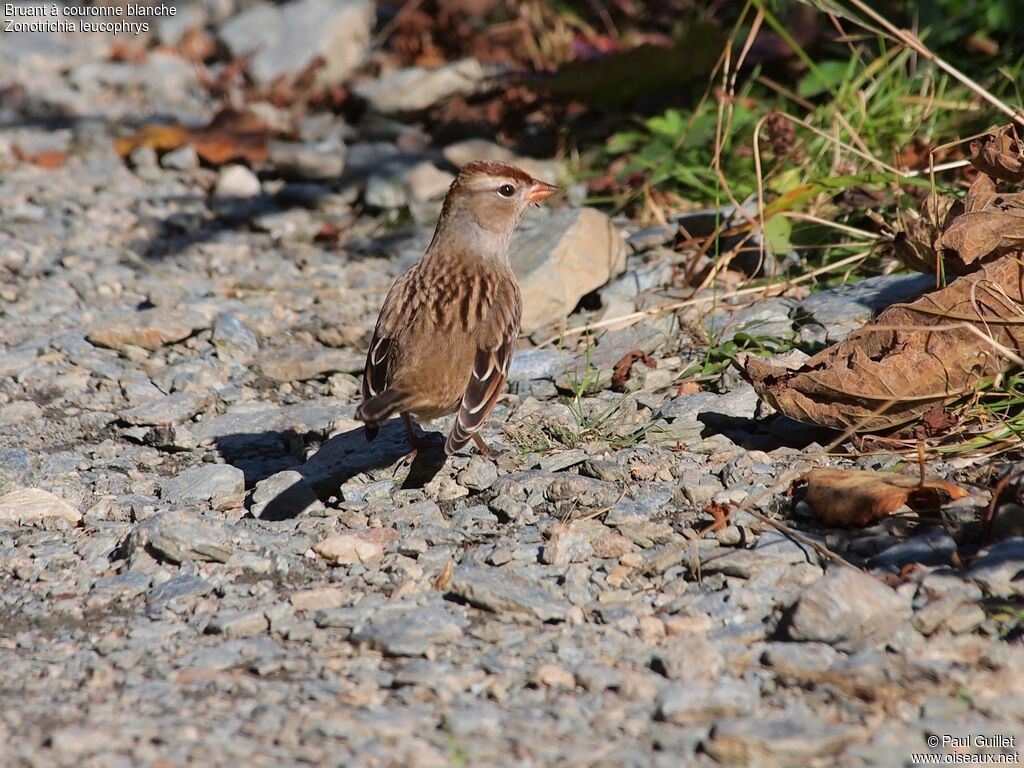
xmin=449 ymin=565 xmax=570 ymax=621
xmin=91 ymin=571 xmax=152 ymax=600
xmin=212 ymin=312 xmax=260 ymax=361
xmin=270 ymin=137 xmax=346 ymax=181
xmin=0 ymin=488 xmax=81 ymax=527
xmin=148 ymin=574 xmax=214 ymax=604
xmin=871 ymin=529 xmax=956 ymax=569
xmin=441 ymin=139 xmax=564 ymax=184
xmin=364 ymin=174 xmax=409 ymax=209
xmin=250 ymin=470 xmax=325 ymax=519
xmin=351 ymin=602 xmax=467 ymax=657
xmin=119 ymin=391 xmax=212 ymax=426
xmin=0 ymin=401 xmax=41 ymax=427
xmin=541 ymin=526 xmax=594 ymax=566
xmin=511 ymin=207 xmax=628 ymax=333
xmin=967 ymin=538 xmax=1024 ymax=598
xmin=314 ymin=533 xmax=384 ymax=565
xmin=161 ymin=464 xmax=245 ymax=511
xmin=355 ymin=59 xmax=490 ymax=114
xmin=48 ymin=726 xmax=114 ymax=758
xmin=659 ymin=382 xmax=761 ymax=423
xmin=627 ymin=226 xmax=673 ymax=252
xmin=507 ymin=348 xmax=571 ymax=382
xmin=912 ymin=596 xmax=985 ymax=636
xmin=704 ymin=716 xmax=861 ymax=765
xmin=761 ymin=641 xmax=839 ymax=676
xmin=213 ymin=164 xmax=261 ymax=198
xmin=705 ymin=298 xmax=796 ymax=344
xmin=658 ymin=677 xmax=759 ymax=724
xmin=798 ymin=272 xmax=934 ymax=344
xmin=258 ymin=345 xmax=363 ymax=382
xmin=87 ymin=307 xmax=207 ymax=351
xmin=218 ymin=0 xmax=373 ymax=85
xmin=206 ymin=610 xmax=270 ymax=637
xmin=580 ymin=458 xmax=629 ymax=483
xmin=458 ymin=456 xmax=498 ymax=491
xmin=404 ymin=161 xmax=455 ymax=202
xmin=154 ymin=4 xmax=206 ymax=46
xmin=160 ymin=144 xmax=199 ymax=171
xmin=602 ymin=260 xmax=674 ymax=301
xmin=147 ymin=516 xmax=233 ymax=564
xmin=556 ymin=323 xmax=668 ymax=394
xmin=788 ymin=566 xmax=911 ymax=651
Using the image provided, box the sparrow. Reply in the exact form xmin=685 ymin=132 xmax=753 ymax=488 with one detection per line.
xmin=355 ymin=160 xmax=558 ymax=461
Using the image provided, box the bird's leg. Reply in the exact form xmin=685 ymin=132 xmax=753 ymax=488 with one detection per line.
xmin=400 ymin=413 xmax=423 ymax=465
xmin=472 ymin=433 xmax=504 ymax=460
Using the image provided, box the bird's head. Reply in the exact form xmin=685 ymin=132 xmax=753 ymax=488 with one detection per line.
xmin=432 ymin=160 xmax=558 ymax=257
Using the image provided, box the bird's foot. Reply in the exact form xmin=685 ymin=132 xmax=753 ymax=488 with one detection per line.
xmin=472 ymin=434 xmax=505 ymax=461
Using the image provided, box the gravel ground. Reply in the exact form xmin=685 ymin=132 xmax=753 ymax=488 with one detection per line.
xmin=1 ymin=4 xmax=1023 ymax=767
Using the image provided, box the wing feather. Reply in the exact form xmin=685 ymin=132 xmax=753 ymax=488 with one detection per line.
xmin=445 ymin=284 xmax=520 ymax=455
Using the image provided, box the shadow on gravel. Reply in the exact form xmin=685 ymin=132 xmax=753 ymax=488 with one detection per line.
xmin=213 ymin=419 xmax=447 ymax=513
xmin=701 ymin=414 xmax=837 ymax=453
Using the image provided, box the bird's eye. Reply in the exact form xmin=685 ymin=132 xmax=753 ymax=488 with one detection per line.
xmin=497 ymin=183 xmax=516 ymax=198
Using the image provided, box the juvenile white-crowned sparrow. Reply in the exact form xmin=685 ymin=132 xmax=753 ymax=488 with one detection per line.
xmin=355 ymin=160 xmax=558 ymax=460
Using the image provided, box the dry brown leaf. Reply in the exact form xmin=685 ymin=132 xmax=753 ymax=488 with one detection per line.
xmin=800 ymin=467 xmax=968 ymax=527
xmin=702 ymin=501 xmax=732 ymax=533
xmin=938 ymin=192 xmax=1024 ymax=267
xmin=963 ymin=173 xmax=998 ymax=213
xmin=115 ymin=109 xmax=269 ymax=166
xmin=916 ymin=403 xmax=959 ymax=436
xmin=611 ymin=349 xmax=656 ymax=392
xmin=174 ymin=27 xmax=217 ymax=62
xmin=12 ymin=145 xmax=68 ymax=168
xmin=744 ymin=256 xmax=1024 ymax=431
xmin=115 ymin=124 xmax=190 ymax=158
xmin=676 ymin=380 xmax=701 ymax=396
xmin=970 ymin=124 xmax=1024 ymax=183
xmin=893 ymin=190 xmax=965 ymax=274
xmin=893 ymin=214 xmax=941 ymax=274
xmin=433 ymin=560 xmax=454 ymax=591
xmin=107 ymin=39 xmax=148 ymax=63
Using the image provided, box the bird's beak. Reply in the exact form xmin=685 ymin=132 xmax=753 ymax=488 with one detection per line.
xmin=526 ymin=180 xmax=558 ymax=203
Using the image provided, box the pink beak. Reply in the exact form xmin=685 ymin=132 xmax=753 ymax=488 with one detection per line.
xmin=526 ymin=180 xmax=559 ymax=203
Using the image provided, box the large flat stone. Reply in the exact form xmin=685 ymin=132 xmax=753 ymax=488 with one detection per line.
xmin=512 ymin=207 xmax=627 ymax=333
xmin=218 ymin=0 xmax=373 ymax=85
xmin=0 ymin=488 xmax=81 ymax=527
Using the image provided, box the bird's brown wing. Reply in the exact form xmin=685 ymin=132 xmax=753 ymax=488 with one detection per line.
xmin=360 ymin=270 xmax=419 ymax=439
xmin=361 ymin=333 xmax=391 ymax=401
xmin=446 ymin=282 xmax=521 ymax=454
xmin=362 ymin=267 xmax=425 ymax=399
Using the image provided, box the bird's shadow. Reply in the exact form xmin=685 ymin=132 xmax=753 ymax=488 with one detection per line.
xmin=213 ymin=419 xmax=447 ymax=520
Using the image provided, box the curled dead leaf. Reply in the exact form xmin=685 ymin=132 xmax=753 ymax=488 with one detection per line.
xmin=676 ymin=380 xmax=701 ymax=396
xmin=915 ymin=403 xmax=959 ymax=437
xmin=970 ymin=124 xmax=1024 ymax=183
xmin=893 ymin=189 xmax=964 ymax=274
xmin=115 ymin=124 xmax=190 ymax=158
xmin=701 ymin=501 xmax=732 ymax=533
xmin=937 ymin=179 xmax=1024 ymax=267
xmin=893 ymin=214 xmax=941 ymax=274
xmin=743 ymin=256 xmax=1024 ymax=432
xmin=433 ymin=560 xmax=454 ymax=591
xmin=12 ymin=145 xmax=67 ymax=169
xmin=611 ymin=349 xmax=656 ymax=392
xmin=798 ymin=467 xmax=968 ymax=527
xmin=115 ymin=108 xmax=269 ymax=167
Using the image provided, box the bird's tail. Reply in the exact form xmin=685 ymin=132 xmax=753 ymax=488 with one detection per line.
xmin=355 ymin=388 xmax=410 ymax=442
